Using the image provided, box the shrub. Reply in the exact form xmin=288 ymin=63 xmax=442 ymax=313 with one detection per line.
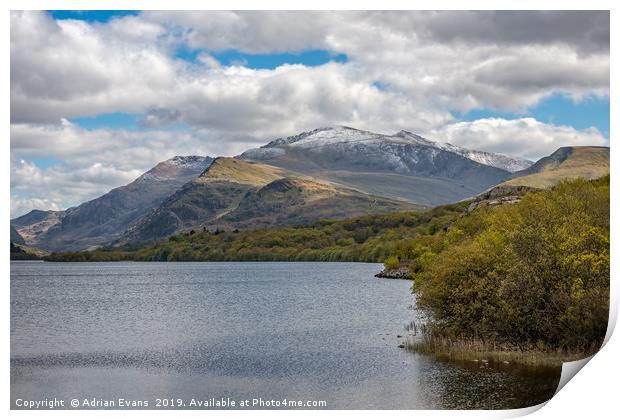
xmin=384 ymin=255 xmax=400 ymax=270
xmin=413 ymin=176 xmax=609 ymax=352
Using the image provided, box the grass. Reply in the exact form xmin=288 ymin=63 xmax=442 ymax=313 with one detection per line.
xmin=505 ymin=146 xmax=610 ymax=189
xmin=401 ymin=321 xmax=600 ymax=368
xmin=199 ymin=157 xmax=287 ymax=186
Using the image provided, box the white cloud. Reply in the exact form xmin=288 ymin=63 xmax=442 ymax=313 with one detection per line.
xmin=424 ymin=118 xmax=609 ymax=161
xmin=9 ymin=121 xmax=265 ymax=217
xmin=10 ymin=157 xmax=145 ymax=218
xmin=11 ymin=196 xmax=62 ymax=220
xmin=10 ymin=11 xmax=175 ymax=124
xmin=10 ymin=11 xmax=609 ymax=131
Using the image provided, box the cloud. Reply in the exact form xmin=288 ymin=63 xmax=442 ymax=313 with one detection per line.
xmin=10 ymin=11 xmax=175 ymax=124
xmin=10 ymin=11 xmax=609 ymax=130
xmin=139 ymin=108 xmax=182 ymax=127
xmin=394 ymin=11 xmax=609 ymax=53
xmin=9 ymin=121 xmax=266 ymax=217
xmin=10 ymin=157 xmax=144 ymax=218
xmin=424 ymin=118 xmax=609 ymax=161
xmin=143 ymin=10 xmax=609 ymax=55
xmin=11 ymin=196 xmax=62 ymax=220
xmin=142 ymin=11 xmax=330 ymax=53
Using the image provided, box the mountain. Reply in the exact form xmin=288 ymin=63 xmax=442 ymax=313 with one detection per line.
xmin=10 ymin=224 xmax=48 ymax=260
xmin=11 ymin=210 xmax=63 ymax=245
xmin=118 ymin=157 xmax=422 ymax=244
xmin=504 ymin=146 xmax=610 ymax=189
xmin=394 ymin=130 xmax=532 ymax=172
xmin=238 ymin=126 xmax=530 ymax=205
xmin=10 ymin=225 xmax=26 ymax=245
xmin=11 ymin=156 xmax=212 ymax=251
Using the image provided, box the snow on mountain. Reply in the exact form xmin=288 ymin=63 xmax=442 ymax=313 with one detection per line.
xmin=241 ymin=126 xmax=533 ymax=172
xmin=167 ymin=155 xmax=213 ymax=169
xmin=394 ymin=131 xmax=533 ymax=173
xmin=264 ymin=126 xmax=382 ymax=148
xmin=253 ymin=126 xmax=531 ymax=173
xmin=137 ymin=155 xmax=213 ymax=182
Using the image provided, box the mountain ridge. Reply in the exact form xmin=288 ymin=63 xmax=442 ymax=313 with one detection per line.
xmin=12 ymin=126 xmax=607 ymax=254
xmin=239 ymin=126 xmax=520 ymax=206
xmin=256 ymin=125 xmax=532 ymax=172
xmin=117 ymin=157 xmax=422 ymax=244
xmin=504 ymin=146 xmax=610 ymax=189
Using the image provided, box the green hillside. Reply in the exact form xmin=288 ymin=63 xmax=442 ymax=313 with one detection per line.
xmin=406 ymin=175 xmax=609 ymax=358
xmin=45 ymin=202 xmax=468 ymax=263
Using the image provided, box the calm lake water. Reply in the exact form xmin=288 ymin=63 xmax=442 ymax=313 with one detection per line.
xmin=11 ymin=261 xmax=560 ymax=409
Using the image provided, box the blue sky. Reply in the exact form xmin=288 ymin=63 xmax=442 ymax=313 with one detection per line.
xmin=177 ymin=47 xmax=348 ymax=69
xmin=459 ymin=94 xmax=610 ymax=137
xmin=48 ymin=10 xmax=139 ymax=22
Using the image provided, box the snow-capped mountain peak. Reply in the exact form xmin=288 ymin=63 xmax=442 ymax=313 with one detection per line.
xmin=252 ymin=126 xmax=532 ymax=172
xmin=263 ymin=126 xmax=375 ymax=148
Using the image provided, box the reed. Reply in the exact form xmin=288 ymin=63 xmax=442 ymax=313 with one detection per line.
xmin=402 ymin=321 xmax=600 ymax=368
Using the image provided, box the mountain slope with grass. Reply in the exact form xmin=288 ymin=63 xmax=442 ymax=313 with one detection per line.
xmin=46 ymin=201 xmax=468 ymax=262
xmin=117 ymin=157 xmax=422 ymax=244
xmin=504 ymin=146 xmax=609 ymax=189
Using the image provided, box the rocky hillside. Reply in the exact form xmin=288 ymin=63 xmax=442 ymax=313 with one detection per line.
xmin=10 ymin=225 xmax=26 ymax=245
xmin=11 ymin=210 xmax=64 ymax=245
xmin=239 ymin=126 xmax=529 ymax=205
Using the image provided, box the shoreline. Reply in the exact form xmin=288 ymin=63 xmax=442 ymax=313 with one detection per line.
xmin=374 ymin=266 xmax=411 ymax=279
xmin=404 ymin=336 xmax=600 ymax=368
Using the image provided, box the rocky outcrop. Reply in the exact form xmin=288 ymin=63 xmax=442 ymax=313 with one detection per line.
xmin=468 ymin=184 xmax=539 ymax=212
xmin=375 ymin=266 xmax=411 ymax=279
xmin=10 ymin=225 xmax=25 ymax=245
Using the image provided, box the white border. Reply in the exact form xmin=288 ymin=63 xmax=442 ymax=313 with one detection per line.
xmin=3 ymin=1 xmax=617 ymax=419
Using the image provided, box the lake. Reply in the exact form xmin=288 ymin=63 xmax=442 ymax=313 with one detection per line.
xmin=11 ymin=261 xmax=560 ymax=409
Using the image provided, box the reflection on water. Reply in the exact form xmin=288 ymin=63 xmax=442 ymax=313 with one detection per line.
xmin=424 ymin=358 xmax=560 ymax=409
xmin=11 ymin=261 xmax=560 ymax=409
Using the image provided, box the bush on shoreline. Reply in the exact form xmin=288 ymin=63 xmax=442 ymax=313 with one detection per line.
xmin=409 ymin=176 xmax=609 ymax=355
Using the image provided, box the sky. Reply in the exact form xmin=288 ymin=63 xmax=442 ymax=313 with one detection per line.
xmin=10 ymin=10 xmax=610 ymax=218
